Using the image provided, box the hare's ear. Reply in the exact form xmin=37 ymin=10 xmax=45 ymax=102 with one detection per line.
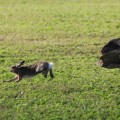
xmin=16 ymin=61 xmax=25 ymax=68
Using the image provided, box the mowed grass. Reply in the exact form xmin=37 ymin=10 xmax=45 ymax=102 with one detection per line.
xmin=0 ymin=0 xmax=120 ymax=119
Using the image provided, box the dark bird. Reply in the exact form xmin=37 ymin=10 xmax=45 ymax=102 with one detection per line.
xmin=99 ymin=38 xmax=120 ymax=68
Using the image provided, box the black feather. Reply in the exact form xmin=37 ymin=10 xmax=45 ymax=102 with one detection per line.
xmin=100 ymin=50 xmax=120 ymax=68
xmin=101 ymin=38 xmax=120 ymax=54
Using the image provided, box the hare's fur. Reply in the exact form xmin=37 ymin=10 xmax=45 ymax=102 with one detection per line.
xmin=3 ymin=61 xmax=54 ymax=82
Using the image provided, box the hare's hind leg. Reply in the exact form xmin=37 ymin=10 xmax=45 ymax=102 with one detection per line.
xmin=42 ymin=71 xmax=48 ymax=78
xmin=42 ymin=69 xmax=54 ymax=78
xmin=50 ymin=69 xmax=54 ymax=78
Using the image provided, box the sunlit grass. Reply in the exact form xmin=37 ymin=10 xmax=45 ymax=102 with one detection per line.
xmin=0 ymin=0 xmax=120 ymax=119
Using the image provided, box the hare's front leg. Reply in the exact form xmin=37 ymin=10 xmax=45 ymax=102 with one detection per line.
xmin=3 ymin=76 xmax=18 ymax=82
xmin=15 ymin=75 xmax=22 ymax=82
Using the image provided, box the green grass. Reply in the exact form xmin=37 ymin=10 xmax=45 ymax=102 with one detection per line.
xmin=0 ymin=0 xmax=120 ymax=119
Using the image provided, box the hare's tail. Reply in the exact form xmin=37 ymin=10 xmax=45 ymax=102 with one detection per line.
xmin=48 ymin=62 xmax=54 ymax=70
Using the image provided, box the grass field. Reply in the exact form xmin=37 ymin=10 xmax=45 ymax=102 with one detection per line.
xmin=0 ymin=0 xmax=120 ymax=119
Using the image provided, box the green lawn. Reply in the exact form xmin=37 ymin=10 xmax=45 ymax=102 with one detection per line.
xmin=0 ymin=0 xmax=120 ymax=119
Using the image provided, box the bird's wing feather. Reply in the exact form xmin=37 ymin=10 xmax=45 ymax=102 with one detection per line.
xmin=100 ymin=50 xmax=120 ymax=68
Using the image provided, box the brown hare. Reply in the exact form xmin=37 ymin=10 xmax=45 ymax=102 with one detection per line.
xmin=3 ymin=61 xmax=54 ymax=82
